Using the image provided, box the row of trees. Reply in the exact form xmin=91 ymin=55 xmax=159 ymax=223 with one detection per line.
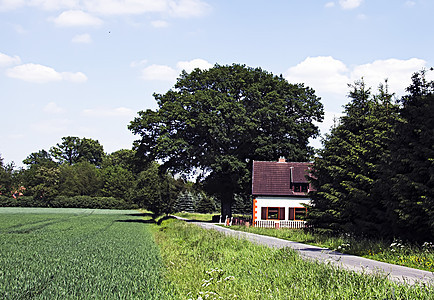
xmin=0 ymin=137 xmax=219 ymax=216
xmin=308 ymin=70 xmax=434 ymax=242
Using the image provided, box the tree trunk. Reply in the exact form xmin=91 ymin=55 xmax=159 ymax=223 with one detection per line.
xmin=220 ymin=194 xmax=233 ymax=219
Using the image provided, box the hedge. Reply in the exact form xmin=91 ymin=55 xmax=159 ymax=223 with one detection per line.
xmin=0 ymin=195 xmax=138 ymax=210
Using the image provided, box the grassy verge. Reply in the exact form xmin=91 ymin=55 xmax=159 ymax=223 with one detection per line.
xmin=153 ymin=219 xmax=433 ymax=299
xmin=227 ymin=225 xmax=434 ymax=272
xmin=173 ymin=212 xmax=216 ymax=222
xmin=0 ymin=208 xmax=177 ymax=299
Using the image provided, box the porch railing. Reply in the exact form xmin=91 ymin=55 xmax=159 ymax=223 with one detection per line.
xmin=254 ymin=220 xmax=306 ymax=229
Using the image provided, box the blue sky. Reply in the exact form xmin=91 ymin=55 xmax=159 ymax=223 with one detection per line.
xmin=1 ymin=0 xmax=433 ymax=167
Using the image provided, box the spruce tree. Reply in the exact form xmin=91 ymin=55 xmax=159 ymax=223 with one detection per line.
xmin=382 ymin=70 xmax=434 ymax=241
xmin=308 ymin=79 xmax=399 ymax=236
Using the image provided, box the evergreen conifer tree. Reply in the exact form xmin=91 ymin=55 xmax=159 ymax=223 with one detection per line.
xmin=308 ymin=79 xmax=399 ymax=236
xmin=381 ymin=70 xmax=434 ymax=241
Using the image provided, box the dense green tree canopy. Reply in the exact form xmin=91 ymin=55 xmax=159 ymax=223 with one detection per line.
xmin=50 ymin=136 xmax=105 ymax=166
xmin=129 ymin=64 xmax=323 ymax=217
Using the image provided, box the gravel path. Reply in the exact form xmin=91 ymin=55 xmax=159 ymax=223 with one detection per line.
xmin=195 ymin=222 xmax=434 ymax=285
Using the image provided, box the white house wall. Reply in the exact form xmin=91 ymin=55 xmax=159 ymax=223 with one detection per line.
xmin=254 ymin=196 xmax=311 ymax=221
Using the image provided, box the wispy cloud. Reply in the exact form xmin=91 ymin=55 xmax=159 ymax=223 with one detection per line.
xmin=44 ymin=102 xmax=66 ymax=114
xmin=72 ymin=33 xmax=92 ymax=43
xmin=151 ymin=20 xmax=169 ymax=28
xmin=339 ymin=0 xmax=363 ymax=10
xmin=82 ymin=107 xmax=135 ymax=118
xmin=0 ymin=52 xmax=21 ymax=67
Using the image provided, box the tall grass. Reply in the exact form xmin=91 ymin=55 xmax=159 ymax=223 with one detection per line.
xmin=153 ymin=219 xmax=432 ymax=299
xmin=229 ymin=225 xmax=434 ymax=272
xmin=0 ymin=208 xmax=176 ymax=299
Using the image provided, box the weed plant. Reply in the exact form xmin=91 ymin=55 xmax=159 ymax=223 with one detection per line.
xmin=0 ymin=208 xmax=176 ymax=299
xmin=229 ymin=226 xmax=434 ymax=272
xmin=153 ymin=219 xmax=432 ymax=299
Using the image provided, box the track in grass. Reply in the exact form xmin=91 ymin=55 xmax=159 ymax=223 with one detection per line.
xmin=0 ymin=208 xmax=176 ymax=299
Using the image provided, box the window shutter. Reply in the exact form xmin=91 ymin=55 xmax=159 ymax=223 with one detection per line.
xmin=261 ymin=207 xmax=267 ymax=220
xmin=289 ymin=207 xmax=294 ymax=220
xmin=279 ymin=207 xmax=285 ymax=220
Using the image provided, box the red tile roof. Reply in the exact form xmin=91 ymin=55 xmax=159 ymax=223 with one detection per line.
xmin=252 ymin=160 xmax=313 ymax=196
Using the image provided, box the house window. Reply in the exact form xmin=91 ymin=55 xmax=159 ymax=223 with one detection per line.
xmin=261 ymin=207 xmax=285 ymax=220
xmin=289 ymin=207 xmax=307 ymax=220
xmin=293 ymin=183 xmax=309 ymax=193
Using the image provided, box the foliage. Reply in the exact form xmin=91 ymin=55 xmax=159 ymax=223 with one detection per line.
xmin=381 ymin=70 xmax=434 ymax=241
xmin=129 ymin=64 xmax=323 ymax=217
xmin=0 ymin=209 xmax=176 ymax=298
xmin=50 ymin=136 xmax=105 ymax=166
xmin=23 ymin=149 xmax=56 ymax=167
xmin=27 ymin=165 xmax=60 ymax=202
xmin=308 ymin=79 xmax=399 ymax=237
xmin=58 ymin=161 xmax=102 ymax=197
xmin=100 ymin=165 xmax=135 ymax=199
xmin=0 ymin=155 xmax=14 ymax=197
xmin=0 ymin=195 xmax=137 ymax=209
xmin=153 ymin=219 xmax=432 ymax=299
xmin=131 ymin=162 xmax=180 ymax=217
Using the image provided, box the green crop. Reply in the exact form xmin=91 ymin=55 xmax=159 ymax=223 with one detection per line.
xmin=0 ymin=208 xmax=176 ymax=299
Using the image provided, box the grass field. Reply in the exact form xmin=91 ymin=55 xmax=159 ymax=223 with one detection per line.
xmin=0 ymin=208 xmax=176 ymax=299
xmin=154 ymin=219 xmax=433 ymax=299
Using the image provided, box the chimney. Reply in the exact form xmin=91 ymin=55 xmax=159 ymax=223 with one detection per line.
xmin=278 ymin=157 xmax=286 ymax=163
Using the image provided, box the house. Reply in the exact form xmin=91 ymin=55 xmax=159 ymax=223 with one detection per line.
xmin=252 ymin=158 xmax=314 ymax=228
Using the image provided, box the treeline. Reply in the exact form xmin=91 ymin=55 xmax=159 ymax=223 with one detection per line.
xmin=308 ymin=70 xmax=434 ymax=242
xmin=0 ymin=137 xmax=222 ymax=215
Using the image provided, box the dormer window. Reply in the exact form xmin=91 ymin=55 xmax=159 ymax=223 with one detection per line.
xmin=293 ymin=183 xmax=308 ymax=193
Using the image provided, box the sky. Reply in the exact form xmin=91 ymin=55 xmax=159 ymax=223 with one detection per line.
xmin=1 ymin=0 xmax=434 ymax=168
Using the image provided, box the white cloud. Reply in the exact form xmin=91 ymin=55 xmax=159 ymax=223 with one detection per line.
xmin=71 ymin=33 xmax=92 ymax=43
xmin=0 ymin=0 xmax=25 ymax=11
xmin=325 ymin=2 xmax=335 ymax=8
xmin=52 ymin=10 xmax=103 ymax=27
xmin=176 ymin=58 xmax=213 ymax=73
xmin=29 ymin=0 xmax=78 ymax=11
xmin=0 ymin=52 xmax=21 ymax=67
xmin=82 ymin=107 xmax=135 ymax=117
xmin=61 ymin=71 xmax=87 ymax=82
xmin=140 ymin=58 xmax=212 ymax=81
xmin=141 ymin=64 xmax=179 ymax=81
xmin=130 ymin=59 xmax=148 ymax=68
xmin=151 ymin=20 xmax=169 ymax=28
xmin=285 ymin=56 xmax=428 ymax=100
xmin=351 ymin=58 xmax=427 ymax=96
xmin=168 ymin=0 xmax=211 ymax=18
xmin=339 ymin=0 xmax=363 ymax=10
xmin=6 ymin=63 xmax=87 ymax=83
xmin=285 ymin=56 xmax=350 ymax=96
xmin=44 ymin=102 xmax=66 ymax=114
xmin=0 ymin=0 xmax=77 ymax=11
xmin=83 ymin=0 xmax=167 ymax=15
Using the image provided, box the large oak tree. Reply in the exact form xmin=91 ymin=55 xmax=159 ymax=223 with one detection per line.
xmin=129 ymin=64 xmax=323 ymax=217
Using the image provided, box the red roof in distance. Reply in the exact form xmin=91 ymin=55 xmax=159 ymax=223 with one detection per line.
xmin=252 ymin=160 xmax=313 ymax=196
